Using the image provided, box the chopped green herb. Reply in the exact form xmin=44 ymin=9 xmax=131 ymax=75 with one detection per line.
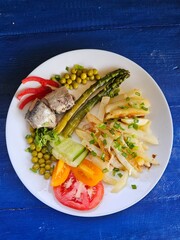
xmin=114 ymin=140 xmax=120 ymax=149
xmin=128 ymin=123 xmax=133 ymax=129
xmin=101 ymin=153 xmax=105 ymax=161
xmin=98 ymin=123 xmax=106 ymax=129
xmin=118 ymin=173 xmax=123 ymax=178
xmin=122 ymin=152 xmax=127 ymax=158
xmin=141 ymin=106 xmax=149 ymax=111
xmin=126 ymin=97 xmax=130 ymax=101
xmin=135 ymin=92 xmax=140 ymax=96
xmin=113 ymin=167 xmax=120 ymax=176
xmin=127 ymin=142 xmax=135 ymax=149
xmin=89 ymin=139 xmax=95 ymax=144
xmin=25 ymin=147 xmax=31 ymax=152
xmin=65 ymin=66 xmax=69 ymax=71
xmin=113 ymin=121 xmax=120 ymax=129
xmin=102 ymin=133 xmax=107 ymax=138
xmin=29 ymin=168 xmax=37 ymax=173
xmin=102 ymin=168 xmax=109 ymax=173
xmin=134 ymin=117 xmax=139 ymax=124
xmin=109 ymin=128 xmax=115 ymax=135
xmin=128 ymin=123 xmax=138 ymax=130
xmin=131 ymin=152 xmax=137 ymax=158
xmin=131 ymin=184 xmax=137 ymax=189
xmin=119 ymin=105 xmax=129 ymax=109
xmin=133 ymin=123 xmax=138 ymax=130
xmin=25 ymin=134 xmax=32 ymax=139
xmin=91 ymin=151 xmax=97 ymax=156
xmin=103 ymin=139 xmax=107 ymax=145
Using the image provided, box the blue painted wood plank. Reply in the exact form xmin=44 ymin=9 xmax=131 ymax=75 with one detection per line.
xmin=0 ymin=1 xmax=179 ymax=239
xmin=0 ymin=198 xmax=179 ymax=240
xmin=0 ymin=0 xmax=180 ymax=36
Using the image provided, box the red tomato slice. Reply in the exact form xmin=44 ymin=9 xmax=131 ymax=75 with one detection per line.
xmin=53 ymin=172 xmax=104 ymax=210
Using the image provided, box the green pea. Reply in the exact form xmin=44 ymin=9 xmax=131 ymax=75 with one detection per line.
xmin=32 ymin=151 xmax=37 ymax=157
xmin=67 ymin=79 xmax=72 ymax=85
xmin=71 ymin=74 xmax=76 ymax=81
xmin=44 ymin=154 xmax=50 ymax=160
xmin=60 ymin=77 xmax=66 ymax=84
xmin=46 ymin=160 xmax=52 ymax=165
xmin=95 ymin=74 xmax=101 ymax=80
xmin=64 ymin=73 xmax=70 ymax=79
xmin=65 ymin=84 xmax=69 ymax=89
xmin=45 ymin=164 xmax=51 ymax=170
xmin=38 ymin=158 xmax=45 ymax=164
xmin=69 ymin=84 xmax=73 ymax=90
xmin=30 ymin=143 xmax=36 ymax=151
xmin=37 ymin=152 xmax=43 ymax=159
xmin=76 ymin=70 xmax=82 ymax=76
xmin=71 ymin=68 xmax=77 ymax=74
xmin=93 ymin=69 xmax=98 ymax=75
xmin=81 ymin=73 xmax=87 ymax=80
xmin=32 ymin=163 xmax=40 ymax=170
xmin=36 ymin=145 xmax=42 ymax=152
xmin=29 ymin=126 xmax=35 ymax=133
xmin=82 ymin=79 xmax=87 ymax=84
xmin=51 ymin=155 xmax=56 ymax=162
xmin=31 ymin=132 xmax=35 ymax=137
xmin=72 ymin=82 xmax=79 ymax=89
xmin=31 ymin=157 xmax=38 ymax=163
xmin=44 ymin=172 xmax=51 ymax=180
xmin=76 ymin=77 xmax=82 ymax=84
xmin=90 ymin=75 xmax=95 ymax=81
xmin=26 ymin=136 xmax=34 ymax=144
xmin=39 ymin=168 xmax=45 ymax=175
xmin=40 ymin=163 xmax=45 ymax=168
xmin=42 ymin=147 xmax=48 ymax=154
xmin=87 ymin=69 xmax=94 ymax=77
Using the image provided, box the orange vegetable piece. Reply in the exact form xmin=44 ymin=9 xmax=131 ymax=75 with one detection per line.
xmin=71 ymin=159 xmax=103 ymax=187
xmin=51 ymin=160 xmax=70 ymax=187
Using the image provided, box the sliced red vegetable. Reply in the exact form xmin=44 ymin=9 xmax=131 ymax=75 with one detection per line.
xmin=17 ymin=86 xmax=51 ymax=100
xmin=53 ymin=172 xmax=104 ymax=210
xmin=22 ymin=76 xmax=60 ymax=88
xmin=19 ymin=88 xmax=52 ymax=109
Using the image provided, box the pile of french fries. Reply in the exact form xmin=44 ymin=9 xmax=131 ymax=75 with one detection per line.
xmin=76 ymin=89 xmax=159 ymax=192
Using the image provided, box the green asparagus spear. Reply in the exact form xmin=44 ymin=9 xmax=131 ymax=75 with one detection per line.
xmin=54 ymin=68 xmax=129 ymax=134
xmin=61 ymin=72 xmax=130 ymax=137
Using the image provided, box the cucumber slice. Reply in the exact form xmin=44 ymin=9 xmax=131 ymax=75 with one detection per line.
xmin=51 ymin=138 xmax=88 ymax=167
xmin=72 ymin=149 xmax=89 ymax=166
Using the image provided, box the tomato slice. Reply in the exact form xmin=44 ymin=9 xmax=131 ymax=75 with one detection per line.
xmin=53 ymin=172 xmax=104 ymax=210
xmin=51 ymin=160 xmax=71 ymax=187
xmin=71 ymin=159 xmax=103 ymax=186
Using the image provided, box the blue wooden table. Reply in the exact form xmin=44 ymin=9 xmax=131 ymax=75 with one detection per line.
xmin=0 ymin=1 xmax=179 ymax=239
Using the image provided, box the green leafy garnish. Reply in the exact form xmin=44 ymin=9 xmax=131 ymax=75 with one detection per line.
xmin=34 ymin=127 xmax=60 ymax=148
xmin=74 ymin=64 xmax=84 ymax=70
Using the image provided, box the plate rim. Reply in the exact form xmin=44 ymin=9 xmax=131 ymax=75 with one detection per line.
xmin=5 ymin=49 xmax=174 ymax=217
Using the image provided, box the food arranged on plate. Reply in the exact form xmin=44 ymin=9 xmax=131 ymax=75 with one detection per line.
xmin=17 ymin=65 xmax=159 ymax=211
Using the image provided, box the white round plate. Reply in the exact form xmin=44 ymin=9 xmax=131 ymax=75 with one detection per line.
xmin=6 ymin=49 xmax=173 ymax=217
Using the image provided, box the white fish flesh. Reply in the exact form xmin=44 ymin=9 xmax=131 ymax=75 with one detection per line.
xmin=25 ymin=99 xmax=56 ymax=129
xmin=44 ymin=86 xmax=75 ymax=114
